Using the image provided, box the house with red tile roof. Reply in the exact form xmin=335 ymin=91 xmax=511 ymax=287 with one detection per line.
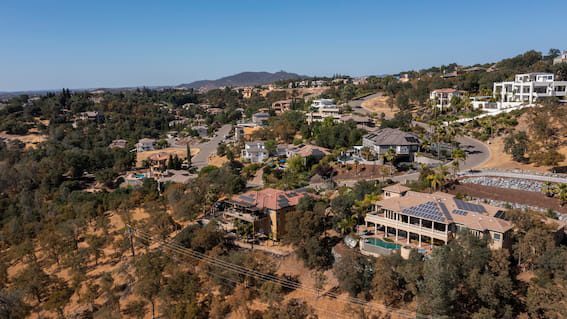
xmin=222 ymin=188 xmax=308 ymax=241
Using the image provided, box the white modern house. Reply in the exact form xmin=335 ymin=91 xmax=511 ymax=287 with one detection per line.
xmin=553 ymin=50 xmax=567 ymax=65
xmin=241 ymin=141 xmax=269 ymax=163
xmin=135 ymin=138 xmax=156 ymax=152
xmin=429 ymin=89 xmax=464 ymax=109
xmin=493 ymin=73 xmax=567 ymax=109
xmin=307 ymin=99 xmax=342 ymax=123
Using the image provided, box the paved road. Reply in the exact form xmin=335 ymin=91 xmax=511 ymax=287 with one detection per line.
xmin=389 ymin=122 xmax=492 ymax=183
xmin=191 ymin=124 xmax=232 ymax=168
xmin=347 ymin=92 xmax=384 ymax=116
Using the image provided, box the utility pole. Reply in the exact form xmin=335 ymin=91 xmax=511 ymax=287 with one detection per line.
xmin=127 ymin=225 xmax=136 ymax=257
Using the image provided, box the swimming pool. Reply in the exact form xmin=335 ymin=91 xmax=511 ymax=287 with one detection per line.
xmin=134 ymin=173 xmax=146 ymax=179
xmin=364 ymin=238 xmax=401 ymax=250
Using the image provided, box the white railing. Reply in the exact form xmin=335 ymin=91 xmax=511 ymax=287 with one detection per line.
xmin=365 ymin=214 xmax=449 ymax=240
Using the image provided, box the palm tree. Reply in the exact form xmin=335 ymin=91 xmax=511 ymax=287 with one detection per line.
xmin=426 ymin=173 xmax=443 ymax=193
xmin=542 ymin=181 xmax=555 ymax=197
xmin=360 ymin=146 xmax=372 ymax=161
xmin=380 ymin=166 xmax=390 ymax=183
xmin=431 ymin=122 xmax=445 ymax=160
xmin=353 ymin=159 xmax=360 ymax=176
xmin=382 ymin=147 xmax=397 ymax=176
xmin=421 ymin=137 xmax=431 ymax=153
xmin=554 ymin=183 xmax=567 ymax=206
xmin=451 ymin=148 xmax=467 ymax=177
xmin=337 ymin=215 xmax=358 ymax=235
xmin=427 ymin=167 xmax=449 ymax=192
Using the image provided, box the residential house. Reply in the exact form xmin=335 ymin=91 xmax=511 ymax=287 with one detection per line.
xmin=339 ymin=114 xmax=375 ymax=127
xmin=109 ymin=139 xmax=128 ymax=149
xmin=135 ymin=138 xmax=156 ymax=152
xmin=192 ymin=125 xmax=209 ymax=137
xmin=72 ymin=111 xmax=104 ymax=128
xmin=361 ymin=128 xmax=420 ymax=162
xmin=429 ymin=88 xmax=464 ymax=109
xmin=307 ymin=99 xmax=342 ymax=123
xmin=252 ymin=112 xmax=271 ymax=125
xmin=441 ymin=70 xmax=459 ymax=79
xmin=78 ymin=111 xmax=104 ymax=122
xmin=553 ymin=50 xmax=567 ymax=65
xmin=272 ymin=99 xmax=293 ymax=114
xmin=364 ymin=188 xmax=513 ymax=250
xmin=382 ymin=183 xmax=410 ymax=198
xmin=242 ymin=87 xmax=254 ymax=99
xmin=241 ymin=141 xmax=269 ymax=163
xmin=398 ymin=73 xmax=411 ymax=83
xmin=286 ymin=144 xmax=330 ymax=161
xmin=206 ymin=107 xmax=224 ymax=115
xmin=493 ymin=73 xmax=567 ymax=109
xmin=221 ymin=188 xmax=308 ymax=241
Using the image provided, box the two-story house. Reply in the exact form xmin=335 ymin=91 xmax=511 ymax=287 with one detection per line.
xmin=364 ymin=186 xmax=513 ymax=250
xmin=361 ymin=128 xmax=420 ymax=162
xmin=429 ymin=88 xmax=464 ymax=109
xmin=135 ymin=138 xmax=156 ymax=152
xmin=221 ymin=188 xmax=308 ymax=241
xmin=241 ymin=141 xmax=269 ymax=163
xmin=272 ymin=99 xmax=292 ymax=114
xmin=493 ymin=73 xmax=567 ymax=108
xmin=307 ymin=99 xmax=342 ymax=123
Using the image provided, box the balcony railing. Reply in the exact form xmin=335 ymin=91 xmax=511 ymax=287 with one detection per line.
xmin=365 ymin=214 xmax=449 ymax=239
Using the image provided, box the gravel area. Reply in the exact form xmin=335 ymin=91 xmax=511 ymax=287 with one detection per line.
xmin=461 ymin=176 xmax=543 ymax=192
xmin=482 ymin=168 xmax=567 ymax=179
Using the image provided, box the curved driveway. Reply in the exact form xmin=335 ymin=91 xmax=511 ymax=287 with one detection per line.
xmin=391 ymin=122 xmax=491 ymax=183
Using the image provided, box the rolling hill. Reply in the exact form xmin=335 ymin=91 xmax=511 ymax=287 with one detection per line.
xmin=177 ymin=71 xmax=304 ymax=90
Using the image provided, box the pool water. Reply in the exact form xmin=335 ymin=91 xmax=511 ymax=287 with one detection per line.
xmin=364 ymin=238 xmax=401 ymax=250
xmin=134 ymin=173 xmax=146 ymax=179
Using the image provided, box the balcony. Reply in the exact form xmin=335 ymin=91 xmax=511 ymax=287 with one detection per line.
xmin=365 ymin=213 xmax=449 ymax=240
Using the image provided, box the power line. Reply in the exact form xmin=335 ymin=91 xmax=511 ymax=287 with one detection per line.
xmin=131 ymin=228 xmax=351 ymax=319
xmin=128 ymin=225 xmax=425 ymax=319
xmin=131 ymin=227 xmax=420 ymax=318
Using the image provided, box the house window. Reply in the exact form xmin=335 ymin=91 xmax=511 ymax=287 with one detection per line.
xmin=493 ymin=233 xmax=501 ymax=241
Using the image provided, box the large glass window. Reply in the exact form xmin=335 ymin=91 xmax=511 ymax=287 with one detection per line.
xmin=534 ymin=86 xmax=548 ymax=94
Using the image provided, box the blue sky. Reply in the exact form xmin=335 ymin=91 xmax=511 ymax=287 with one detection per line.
xmin=1 ymin=0 xmax=566 ymax=91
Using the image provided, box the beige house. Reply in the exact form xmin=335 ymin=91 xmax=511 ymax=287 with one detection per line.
xmin=272 ymin=99 xmax=292 ymax=114
xmin=364 ymin=186 xmax=513 ymax=250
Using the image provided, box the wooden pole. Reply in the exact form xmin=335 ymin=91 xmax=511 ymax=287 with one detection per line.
xmin=127 ymin=225 xmax=136 ymax=257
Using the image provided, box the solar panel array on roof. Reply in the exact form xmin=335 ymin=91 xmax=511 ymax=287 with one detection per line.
xmin=402 ymin=201 xmax=446 ymax=223
xmin=277 ymin=195 xmax=289 ymax=207
xmin=239 ymin=195 xmax=255 ymax=203
xmin=494 ymin=211 xmax=506 ymax=219
xmin=454 ymin=199 xmax=486 ymax=213
xmin=405 ymin=137 xmax=419 ymax=143
xmin=453 ymin=209 xmax=468 ymax=216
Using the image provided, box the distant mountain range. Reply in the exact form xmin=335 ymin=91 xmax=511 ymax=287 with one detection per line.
xmin=177 ymin=71 xmax=305 ymax=90
xmin=0 ymin=71 xmax=307 ymax=99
